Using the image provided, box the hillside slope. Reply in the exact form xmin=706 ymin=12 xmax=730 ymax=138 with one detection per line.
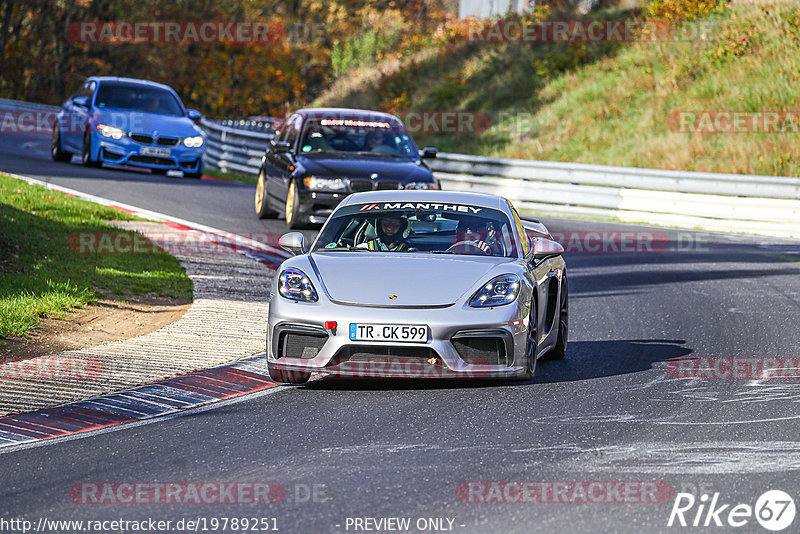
xmin=315 ymin=0 xmax=800 ymax=177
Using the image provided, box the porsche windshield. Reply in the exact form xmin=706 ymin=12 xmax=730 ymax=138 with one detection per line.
xmin=299 ymin=117 xmax=417 ymax=157
xmin=313 ymin=204 xmax=519 ymax=257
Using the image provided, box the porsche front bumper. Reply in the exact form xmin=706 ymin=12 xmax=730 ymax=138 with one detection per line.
xmin=267 ymin=295 xmax=532 ymax=380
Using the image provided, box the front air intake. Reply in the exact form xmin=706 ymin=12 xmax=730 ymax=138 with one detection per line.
xmin=278 ymin=331 xmax=328 ymax=359
xmin=451 ymin=332 xmax=510 ymax=366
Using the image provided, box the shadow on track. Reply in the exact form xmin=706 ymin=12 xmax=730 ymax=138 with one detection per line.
xmin=290 ymin=339 xmax=691 ymax=391
xmin=535 ymin=338 xmax=692 ymax=383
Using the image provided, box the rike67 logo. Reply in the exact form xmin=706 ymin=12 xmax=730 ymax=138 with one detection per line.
xmin=668 ymin=490 xmax=796 ymax=531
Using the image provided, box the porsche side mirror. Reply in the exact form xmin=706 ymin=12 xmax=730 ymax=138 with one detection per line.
xmin=186 ymin=109 xmax=202 ymax=120
xmin=532 ymin=237 xmax=564 ymax=262
xmin=420 ymin=147 xmax=438 ymax=159
xmin=279 ymin=232 xmax=306 ymax=256
xmin=73 ymin=96 xmax=89 ymax=108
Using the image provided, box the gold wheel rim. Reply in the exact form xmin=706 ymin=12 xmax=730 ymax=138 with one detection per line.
xmin=255 ymin=172 xmax=265 ymax=212
xmin=286 ymin=181 xmax=295 ymax=223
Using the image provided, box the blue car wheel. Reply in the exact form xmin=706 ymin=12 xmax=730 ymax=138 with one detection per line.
xmin=51 ymin=123 xmax=71 ymax=162
xmin=81 ymin=131 xmax=101 ymax=168
xmin=184 ymin=160 xmax=203 ymax=179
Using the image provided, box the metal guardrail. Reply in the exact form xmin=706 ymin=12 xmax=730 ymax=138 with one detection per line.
xmin=3 ymin=99 xmax=796 ymax=238
xmin=200 ymin=118 xmax=274 ymax=176
xmin=432 ymin=154 xmax=800 ymax=237
xmin=0 ymin=98 xmax=61 ymax=113
xmin=197 ymin=118 xmax=800 ymax=238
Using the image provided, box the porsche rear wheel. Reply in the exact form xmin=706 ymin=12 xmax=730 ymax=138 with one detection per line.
xmin=268 ymin=362 xmax=311 ymax=385
xmin=521 ymin=299 xmax=538 ymax=380
xmin=544 ymin=276 xmax=568 ymax=361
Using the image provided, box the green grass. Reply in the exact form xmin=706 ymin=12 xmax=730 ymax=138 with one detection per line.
xmin=205 ymin=168 xmax=257 ymax=185
xmin=315 ymin=0 xmax=800 ymax=177
xmin=0 ymin=173 xmax=192 ymax=338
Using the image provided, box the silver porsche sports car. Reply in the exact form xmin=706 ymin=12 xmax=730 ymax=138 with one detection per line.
xmin=267 ymin=190 xmax=568 ymax=384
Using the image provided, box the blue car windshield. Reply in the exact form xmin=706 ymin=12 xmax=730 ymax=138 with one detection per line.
xmin=94 ymin=83 xmax=184 ymax=116
xmin=313 ymin=204 xmax=519 ymax=257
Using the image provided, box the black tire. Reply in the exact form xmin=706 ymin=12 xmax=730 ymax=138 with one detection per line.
xmin=81 ymin=132 xmax=100 ymax=168
xmin=268 ymin=362 xmax=311 ymax=385
xmin=520 ymin=298 xmax=538 ymax=381
xmin=185 ymin=162 xmax=203 ymax=179
xmin=284 ymin=179 xmax=304 ymax=229
xmin=255 ymin=169 xmax=279 ymax=219
xmin=51 ymin=124 xmax=71 ymax=162
xmin=544 ymin=276 xmax=568 ymax=361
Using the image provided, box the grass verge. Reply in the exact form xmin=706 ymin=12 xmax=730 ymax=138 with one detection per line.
xmin=315 ymin=0 xmax=800 ymax=176
xmin=0 ymin=173 xmax=193 ymax=339
xmin=204 ymin=168 xmax=257 ymax=185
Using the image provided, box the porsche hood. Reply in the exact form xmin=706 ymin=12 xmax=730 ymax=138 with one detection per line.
xmin=307 ymin=253 xmax=511 ymax=307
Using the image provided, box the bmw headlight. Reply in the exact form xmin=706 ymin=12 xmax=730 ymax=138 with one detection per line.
xmin=304 ymin=176 xmax=347 ymax=192
xmin=183 ymin=136 xmax=204 ymax=148
xmin=96 ymin=124 xmax=125 ymax=140
xmin=278 ymin=268 xmax=318 ymax=302
xmin=405 ymin=182 xmax=439 ymax=190
xmin=469 ymin=274 xmax=521 ymax=307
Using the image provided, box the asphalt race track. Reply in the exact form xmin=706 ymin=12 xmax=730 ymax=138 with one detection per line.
xmin=2 ymin=130 xmax=800 ymax=533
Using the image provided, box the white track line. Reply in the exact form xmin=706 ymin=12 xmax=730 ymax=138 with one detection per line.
xmin=4 ymin=171 xmax=289 ymax=262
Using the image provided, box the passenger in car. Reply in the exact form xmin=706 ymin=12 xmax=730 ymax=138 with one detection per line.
xmin=455 ymin=218 xmax=503 ymax=255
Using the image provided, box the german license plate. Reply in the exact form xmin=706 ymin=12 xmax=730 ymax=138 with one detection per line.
xmin=349 ymin=324 xmax=428 ymax=343
xmin=140 ymin=146 xmax=171 ymax=157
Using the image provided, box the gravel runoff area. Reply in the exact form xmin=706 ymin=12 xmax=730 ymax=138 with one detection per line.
xmin=0 ymin=220 xmax=274 ymax=416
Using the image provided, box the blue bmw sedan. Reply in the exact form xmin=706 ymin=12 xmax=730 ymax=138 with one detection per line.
xmin=51 ymin=76 xmax=206 ymax=177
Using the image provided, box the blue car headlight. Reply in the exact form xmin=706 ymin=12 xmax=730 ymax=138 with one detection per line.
xmin=278 ymin=268 xmax=318 ymax=302
xmin=96 ymin=124 xmax=125 ymax=139
xmin=469 ymin=274 xmax=521 ymax=307
xmin=183 ymin=136 xmax=204 ymax=148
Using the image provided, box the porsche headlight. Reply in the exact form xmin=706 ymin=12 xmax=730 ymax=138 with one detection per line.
xmin=469 ymin=274 xmax=520 ymax=307
xmin=304 ymin=176 xmax=347 ymax=192
xmin=278 ymin=268 xmax=318 ymax=302
xmin=96 ymin=124 xmax=125 ymax=139
xmin=405 ymin=182 xmax=439 ymax=190
xmin=183 ymin=136 xmax=204 ymax=148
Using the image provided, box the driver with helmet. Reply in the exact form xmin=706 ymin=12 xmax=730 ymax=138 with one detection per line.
xmin=454 ymin=217 xmax=502 ymax=255
xmin=359 ymin=215 xmax=412 ymax=251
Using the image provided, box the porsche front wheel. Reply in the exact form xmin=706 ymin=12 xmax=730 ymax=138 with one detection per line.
xmin=268 ymin=362 xmax=311 ymax=385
